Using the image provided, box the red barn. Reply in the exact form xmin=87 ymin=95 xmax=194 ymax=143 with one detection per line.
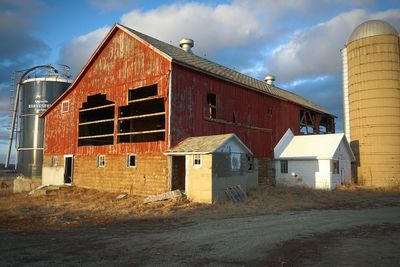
xmin=41 ymin=24 xmax=334 ymax=195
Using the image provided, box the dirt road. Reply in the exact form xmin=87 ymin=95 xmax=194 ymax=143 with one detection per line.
xmin=1 ymin=206 xmax=399 ymax=266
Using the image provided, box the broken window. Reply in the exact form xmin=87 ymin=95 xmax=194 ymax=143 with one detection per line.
xmin=280 ymin=160 xmax=288 ymax=174
xmin=127 ymin=154 xmax=136 ymax=167
xmin=78 ymin=94 xmax=115 ymax=146
xmin=267 ymin=107 xmax=273 ymax=116
xmin=207 ymin=93 xmax=216 ymax=119
xmin=129 ymin=84 xmax=157 ymax=101
xmin=230 ymin=153 xmax=241 ymax=171
xmin=193 ymin=154 xmax=201 ymax=166
xmin=300 ymin=110 xmax=317 ymax=134
xmin=118 ymin=84 xmax=165 ymax=143
xmin=332 ymin=160 xmax=339 ymax=174
xmin=247 ymin=155 xmax=254 ymax=171
xmin=97 ymin=155 xmax=105 ymax=167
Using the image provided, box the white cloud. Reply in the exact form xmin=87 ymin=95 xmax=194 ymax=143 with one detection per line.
xmin=120 ymin=2 xmax=263 ymax=56
xmin=58 ymin=26 xmax=111 ymax=77
xmin=264 ymin=8 xmax=400 ymax=82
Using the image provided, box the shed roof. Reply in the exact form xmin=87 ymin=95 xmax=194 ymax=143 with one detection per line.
xmin=119 ymin=24 xmax=333 ymax=116
xmin=164 ymin=133 xmax=251 ymax=155
xmin=275 ymin=130 xmax=355 ymax=160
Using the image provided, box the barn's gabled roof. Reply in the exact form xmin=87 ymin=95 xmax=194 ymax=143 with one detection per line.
xmin=164 ymin=133 xmax=252 ymax=155
xmin=119 ymin=24 xmax=334 ymax=116
xmin=274 ymin=129 xmax=355 ymax=161
xmin=42 ymin=24 xmax=333 ymax=117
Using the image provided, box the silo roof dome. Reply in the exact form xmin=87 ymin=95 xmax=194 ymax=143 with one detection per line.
xmin=348 ymin=20 xmax=398 ymax=43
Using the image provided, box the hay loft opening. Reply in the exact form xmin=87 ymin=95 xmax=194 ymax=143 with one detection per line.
xmin=118 ymin=84 xmax=166 ymax=143
xmin=78 ymin=94 xmax=115 ymax=146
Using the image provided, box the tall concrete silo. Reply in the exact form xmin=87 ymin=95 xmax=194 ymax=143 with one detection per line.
xmin=341 ymin=20 xmax=400 ymax=187
xmin=5 ymin=65 xmax=72 ymax=179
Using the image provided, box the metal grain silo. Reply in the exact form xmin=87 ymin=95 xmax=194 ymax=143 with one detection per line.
xmin=342 ymin=20 xmax=400 ymax=187
xmin=6 ymin=65 xmax=72 ymax=178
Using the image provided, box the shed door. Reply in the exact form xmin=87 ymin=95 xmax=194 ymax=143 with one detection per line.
xmin=171 ymin=156 xmax=185 ymax=190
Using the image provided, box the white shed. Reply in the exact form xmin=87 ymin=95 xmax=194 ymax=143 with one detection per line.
xmin=165 ymin=134 xmax=258 ymax=203
xmin=274 ymin=129 xmax=355 ymax=190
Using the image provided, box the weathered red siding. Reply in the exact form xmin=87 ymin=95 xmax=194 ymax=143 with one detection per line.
xmin=43 ymin=26 xmax=333 ymax=192
xmin=170 ymin=64 xmax=306 ymax=157
xmin=44 ymin=29 xmax=171 ymax=156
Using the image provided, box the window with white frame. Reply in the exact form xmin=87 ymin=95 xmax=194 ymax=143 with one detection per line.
xmin=127 ymin=154 xmax=136 ymax=167
xmin=280 ymin=160 xmax=288 ymax=173
xmin=61 ymin=100 xmax=69 ymax=113
xmin=97 ymin=155 xmax=105 ymax=167
xmin=193 ymin=154 xmax=201 ymax=166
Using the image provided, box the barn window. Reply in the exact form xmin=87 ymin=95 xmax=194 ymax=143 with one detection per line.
xmin=267 ymin=107 xmax=273 ymax=116
xmin=193 ymin=154 xmax=201 ymax=167
xmin=127 ymin=154 xmax=136 ymax=167
xmin=97 ymin=155 xmax=105 ymax=168
xmin=118 ymin=84 xmax=165 ymax=143
xmin=280 ymin=160 xmax=288 ymax=173
xmin=207 ymin=93 xmax=216 ymax=119
xmin=78 ymin=94 xmax=115 ymax=146
xmin=61 ymin=100 xmax=69 ymax=113
xmin=332 ymin=160 xmax=339 ymax=174
xmin=128 ymin=84 xmax=157 ymax=101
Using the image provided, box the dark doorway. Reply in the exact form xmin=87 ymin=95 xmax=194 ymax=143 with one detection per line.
xmin=171 ymin=156 xmax=185 ymax=190
xmin=64 ymin=156 xmax=73 ymax=184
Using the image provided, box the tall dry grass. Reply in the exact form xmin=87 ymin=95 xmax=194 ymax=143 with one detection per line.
xmin=0 ymin=185 xmax=398 ymax=231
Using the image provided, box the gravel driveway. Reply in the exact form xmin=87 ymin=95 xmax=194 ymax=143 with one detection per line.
xmin=1 ymin=206 xmax=400 ymax=266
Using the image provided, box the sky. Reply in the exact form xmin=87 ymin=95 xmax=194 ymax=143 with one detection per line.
xmin=0 ymin=0 xmax=399 ymax=163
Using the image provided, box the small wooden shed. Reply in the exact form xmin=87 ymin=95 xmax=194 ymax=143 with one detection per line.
xmin=165 ymin=133 xmax=257 ymax=203
xmin=274 ymin=129 xmax=355 ymax=190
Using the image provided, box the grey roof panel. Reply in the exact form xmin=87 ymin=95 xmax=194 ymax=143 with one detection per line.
xmin=120 ymin=24 xmax=333 ymax=116
xmin=165 ymin=134 xmax=235 ymax=154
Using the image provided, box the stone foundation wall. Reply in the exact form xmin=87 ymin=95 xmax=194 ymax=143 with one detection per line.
xmin=73 ymin=154 xmax=168 ymax=196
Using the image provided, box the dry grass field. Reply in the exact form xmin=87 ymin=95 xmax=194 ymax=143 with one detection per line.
xmin=1 ymin=184 xmax=399 ymax=232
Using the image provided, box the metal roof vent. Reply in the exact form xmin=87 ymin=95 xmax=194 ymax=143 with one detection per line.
xmin=264 ymin=75 xmax=275 ymax=85
xmin=179 ymin=38 xmax=194 ymax=53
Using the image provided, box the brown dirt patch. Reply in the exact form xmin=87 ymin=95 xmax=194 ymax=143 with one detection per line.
xmin=263 ymin=223 xmax=400 ymax=267
xmin=0 ymin=185 xmax=399 ymax=232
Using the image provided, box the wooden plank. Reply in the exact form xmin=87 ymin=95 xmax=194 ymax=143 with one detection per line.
xmin=144 ymin=190 xmax=183 ymax=203
xmin=128 ymin=96 xmax=164 ymax=104
xmin=78 ymin=133 xmax=114 ymax=139
xmin=79 ymin=118 xmax=114 ymax=126
xmin=79 ymin=103 xmax=115 ymax=112
xmin=117 ymin=129 xmax=165 ymax=136
xmin=225 ymin=185 xmax=246 ymax=203
xmin=119 ymin=112 xmax=165 ymax=121
xmin=203 ymin=117 xmax=272 ymax=132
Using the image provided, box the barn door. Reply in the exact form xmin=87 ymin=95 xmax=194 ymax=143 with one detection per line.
xmin=64 ymin=155 xmax=74 ymax=184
